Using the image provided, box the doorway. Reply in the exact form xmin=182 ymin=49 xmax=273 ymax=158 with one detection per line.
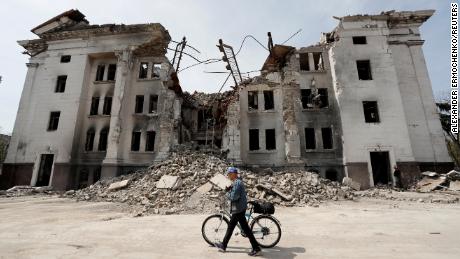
xmin=370 ymin=151 xmax=392 ymax=186
xmin=36 ymin=154 xmax=54 ymax=186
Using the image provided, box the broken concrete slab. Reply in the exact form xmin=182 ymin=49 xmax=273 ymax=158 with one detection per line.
xmin=255 ymin=184 xmax=293 ymax=201
xmin=272 ymin=188 xmax=293 ymax=201
xmin=342 ymin=177 xmax=361 ymax=191
xmin=108 ymin=180 xmax=130 ymax=192
xmin=209 ymin=174 xmax=232 ymax=190
xmin=196 ymin=182 xmax=213 ymax=194
xmin=447 ymin=170 xmax=460 ymax=181
xmin=156 ymin=175 xmax=182 ymax=190
xmin=421 ymin=171 xmax=438 ymax=177
xmin=449 ymin=181 xmax=460 ymax=191
xmin=417 ymin=177 xmax=447 ymax=192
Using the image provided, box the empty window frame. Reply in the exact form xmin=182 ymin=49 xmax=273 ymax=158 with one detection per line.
xmin=265 ymin=129 xmax=276 ymax=150
xmin=55 ymin=75 xmax=67 ymax=93
xmin=248 ymin=91 xmax=258 ymax=110
xmin=139 ymin=62 xmax=149 ymax=79
xmin=318 ymin=88 xmax=329 ymax=108
xmin=263 ymin=91 xmax=274 ymax=110
xmin=301 ymin=89 xmax=312 ymax=109
xmin=95 ymin=65 xmax=105 ymax=81
xmin=152 ymin=64 xmax=161 ymax=78
xmin=85 ymin=129 xmax=95 ymax=151
xmin=135 ymin=95 xmax=144 ymax=114
xmin=107 ymin=64 xmax=117 ymax=81
xmin=149 ymin=95 xmax=158 ymax=113
xmin=90 ymin=97 xmax=100 ymax=115
xmin=312 ymin=53 xmax=323 ymax=70
xmin=146 ymin=131 xmax=156 ymax=151
xmin=321 ymin=128 xmax=333 ymax=149
xmin=47 ymin=111 xmax=60 ymax=131
xmin=352 ymin=36 xmax=367 ymax=44
xmin=103 ymin=96 xmax=112 ymax=115
xmin=131 ymin=131 xmax=141 ymax=151
xmin=60 ymin=55 xmax=71 ymax=63
xmin=305 ymin=128 xmax=316 ymax=149
xmin=98 ymin=128 xmax=108 ymax=151
xmin=299 ymin=53 xmax=310 ymax=71
xmin=363 ymin=101 xmax=380 ymax=123
xmin=356 ymin=60 xmax=372 ymax=80
xmin=249 ymin=129 xmax=259 ymax=151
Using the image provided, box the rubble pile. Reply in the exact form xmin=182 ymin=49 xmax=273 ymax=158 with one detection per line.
xmin=0 ymin=185 xmax=56 ymax=197
xmin=64 ymin=147 xmax=355 ymax=215
xmin=416 ymin=170 xmax=460 ymax=192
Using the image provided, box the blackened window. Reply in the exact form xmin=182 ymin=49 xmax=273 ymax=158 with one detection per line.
xmin=321 ymin=128 xmax=333 ymax=149
xmin=103 ymin=96 xmax=112 ymax=115
xmin=249 ymin=129 xmax=259 ymax=151
xmin=85 ymin=129 xmax=95 ymax=151
xmin=95 ymin=65 xmax=105 ymax=81
xmin=265 ymin=129 xmax=276 ymax=150
xmin=149 ymin=95 xmax=158 ymax=113
xmin=98 ymin=128 xmax=108 ymax=151
xmin=90 ymin=97 xmax=100 ymax=115
xmin=131 ymin=131 xmax=141 ymax=151
xmin=60 ymin=55 xmax=71 ymax=63
xmin=353 ymin=36 xmax=367 ymax=44
xmin=248 ymin=91 xmax=258 ymax=110
xmin=47 ymin=112 xmax=60 ymax=131
xmin=263 ymin=91 xmax=274 ymax=110
xmin=107 ymin=64 xmax=117 ymax=81
xmin=139 ymin=62 xmax=148 ymax=79
xmin=55 ymin=75 xmax=67 ymax=93
xmin=301 ymin=89 xmax=312 ymax=109
xmin=299 ymin=53 xmax=310 ymax=71
xmin=318 ymin=88 xmax=329 ymax=108
xmin=135 ymin=95 xmax=144 ymax=113
xmin=313 ymin=53 xmax=323 ymax=70
xmin=356 ymin=60 xmax=372 ymax=80
xmin=363 ymin=101 xmax=380 ymax=123
xmin=305 ymin=128 xmax=316 ymax=149
xmin=152 ymin=64 xmax=161 ymax=78
xmin=146 ymin=131 xmax=156 ymax=151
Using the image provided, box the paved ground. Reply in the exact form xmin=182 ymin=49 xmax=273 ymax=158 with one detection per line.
xmin=1 ymin=196 xmax=460 ymax=259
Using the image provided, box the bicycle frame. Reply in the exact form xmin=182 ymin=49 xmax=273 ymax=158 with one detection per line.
xmin=217 ymin=202 xmax=269 ymax=237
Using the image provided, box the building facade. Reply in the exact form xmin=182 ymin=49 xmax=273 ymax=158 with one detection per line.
xmin=0 ymin=9 xmax=453 ymax=190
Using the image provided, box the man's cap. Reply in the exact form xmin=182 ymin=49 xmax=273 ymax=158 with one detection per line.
xmin=227 ymin=167 xmax=238 ymax=174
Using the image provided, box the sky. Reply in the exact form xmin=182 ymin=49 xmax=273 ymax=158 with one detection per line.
xmin=0 ymin=0 xmax=453 ymax=134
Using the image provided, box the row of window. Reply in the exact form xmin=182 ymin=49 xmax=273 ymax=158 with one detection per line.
xmin=90 ymin=97 xmax=112 ymax=116
xmin=85 ymin=128 xmax=108 ymax=151
xmin=139 ymin=62 xmax=161 ymax=79
xmin=247 ymin=127 xmax=333 ymax=151
xmin=95 ymin=64 xmax=117 ymax=81
xmin=247 ymin=89 xmax=329 ymax=110
xmin=135 ymin=95 xmax=158 ymax=114
xmin=84 ymin=129 xmax=157 ymax=152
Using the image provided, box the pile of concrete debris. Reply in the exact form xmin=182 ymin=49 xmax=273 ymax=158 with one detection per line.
xmin=64 ymin=147 xmax=355 ymax=215
xmin=0 ymin=185 xmax=56 ymax=197
xmin=416 ymin=170 xmax=460 ymax=192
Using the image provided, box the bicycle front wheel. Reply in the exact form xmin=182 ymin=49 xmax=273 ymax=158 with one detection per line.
xmin=250 ymin=215 xmax=282 ymax=248
xmin=201 ymin=214 xmax=229 ymax=246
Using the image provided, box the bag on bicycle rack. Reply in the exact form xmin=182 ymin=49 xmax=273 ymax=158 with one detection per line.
xmin=253 ymin=201 xmax=275 ymax=214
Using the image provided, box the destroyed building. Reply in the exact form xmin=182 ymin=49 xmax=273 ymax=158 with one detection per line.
xmin=0 ymin=9 xmax=454 ymax=191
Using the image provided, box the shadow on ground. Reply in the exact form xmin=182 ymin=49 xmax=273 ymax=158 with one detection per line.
xmin=225 ymin=245 xmax=306 ymax=258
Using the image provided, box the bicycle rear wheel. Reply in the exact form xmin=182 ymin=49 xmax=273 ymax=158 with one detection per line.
xmin=201 ymin=214 xmax=229 ymax=246
xmin=250 ymin=215 xmax=281 ymax=248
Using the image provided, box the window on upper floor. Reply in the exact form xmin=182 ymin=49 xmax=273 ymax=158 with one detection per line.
xmin=263 ymin=91 xmax=274 ymax=110
xmin=265 ymin=129 xmax=276 ymax=150
xmin=47 ymin=111 xmax=60 ymax=131
xmin=95 ymin=65 xmax=105 ymax=81
xmin=107 ymin=64 xmax=117 ymax=81
xmin=248 ymin=91 xmax=258 ymax=110
xmin=55 ymin=75 xmax=67 ymax=93
xmin=301 ymin=88 xmax=328 ymax=109
xmin=60 ymin=55 xmax=71 ymax=63
xmin=131 ymin=131 xmax=141 ymax=151
xmin=353 ymin=36 xmax=367 ymax=44
xmin=356 ymin=60 xmax=372 ymax=80
xmin=149 ymin=95 xmax=158 ymax=113
xmin=139 ymin=62 xmax=149 ymax=79
xmin=321 ymin=128 xmax=333 ymax=149
xmin=249 ymin=129 xmax=259 ymax=151
xmin=152 ymin=64 xmax=161 ymax=78
xmin=305 ymin=128 xmax=316 ymax=149
xmin=363 ymin=101 xmax=380 ymax=123
xmin=103 ymin=97 xmax=112 ymax=115
xmin=299 ymin=53 xmax=310 ymax=71
xmin=90 ymin=97 xmax=100 ymax=115
xmin=85 ymin=129 xmax=95 ymax=151
xmin=98 ymin=128 xmax=108 ymax=151
xmin=135 ymin=95 xmax=144 ymax=114
xmin=146 ymin=131 xmax=156 ymax=152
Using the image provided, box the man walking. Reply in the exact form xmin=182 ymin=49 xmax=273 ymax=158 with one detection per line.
xmin=215 ymin=167 xmax=261 ymax=256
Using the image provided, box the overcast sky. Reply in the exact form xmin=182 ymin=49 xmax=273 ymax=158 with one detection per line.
xmin=0 ymin=0 xmax=452 ymax=134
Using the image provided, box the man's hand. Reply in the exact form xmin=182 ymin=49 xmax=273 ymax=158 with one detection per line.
xmin=225 ymin=185 xmax=232 ymax=192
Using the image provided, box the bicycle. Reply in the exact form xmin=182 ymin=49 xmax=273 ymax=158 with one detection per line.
xmin=201 ymin=196 xmax=282 ymax=248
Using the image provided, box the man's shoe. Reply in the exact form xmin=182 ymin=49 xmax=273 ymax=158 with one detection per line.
xmin=248 ymin=250 xmax=262 ymax=256
xmin=214 ymin=242 xmax=226 ymax=252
